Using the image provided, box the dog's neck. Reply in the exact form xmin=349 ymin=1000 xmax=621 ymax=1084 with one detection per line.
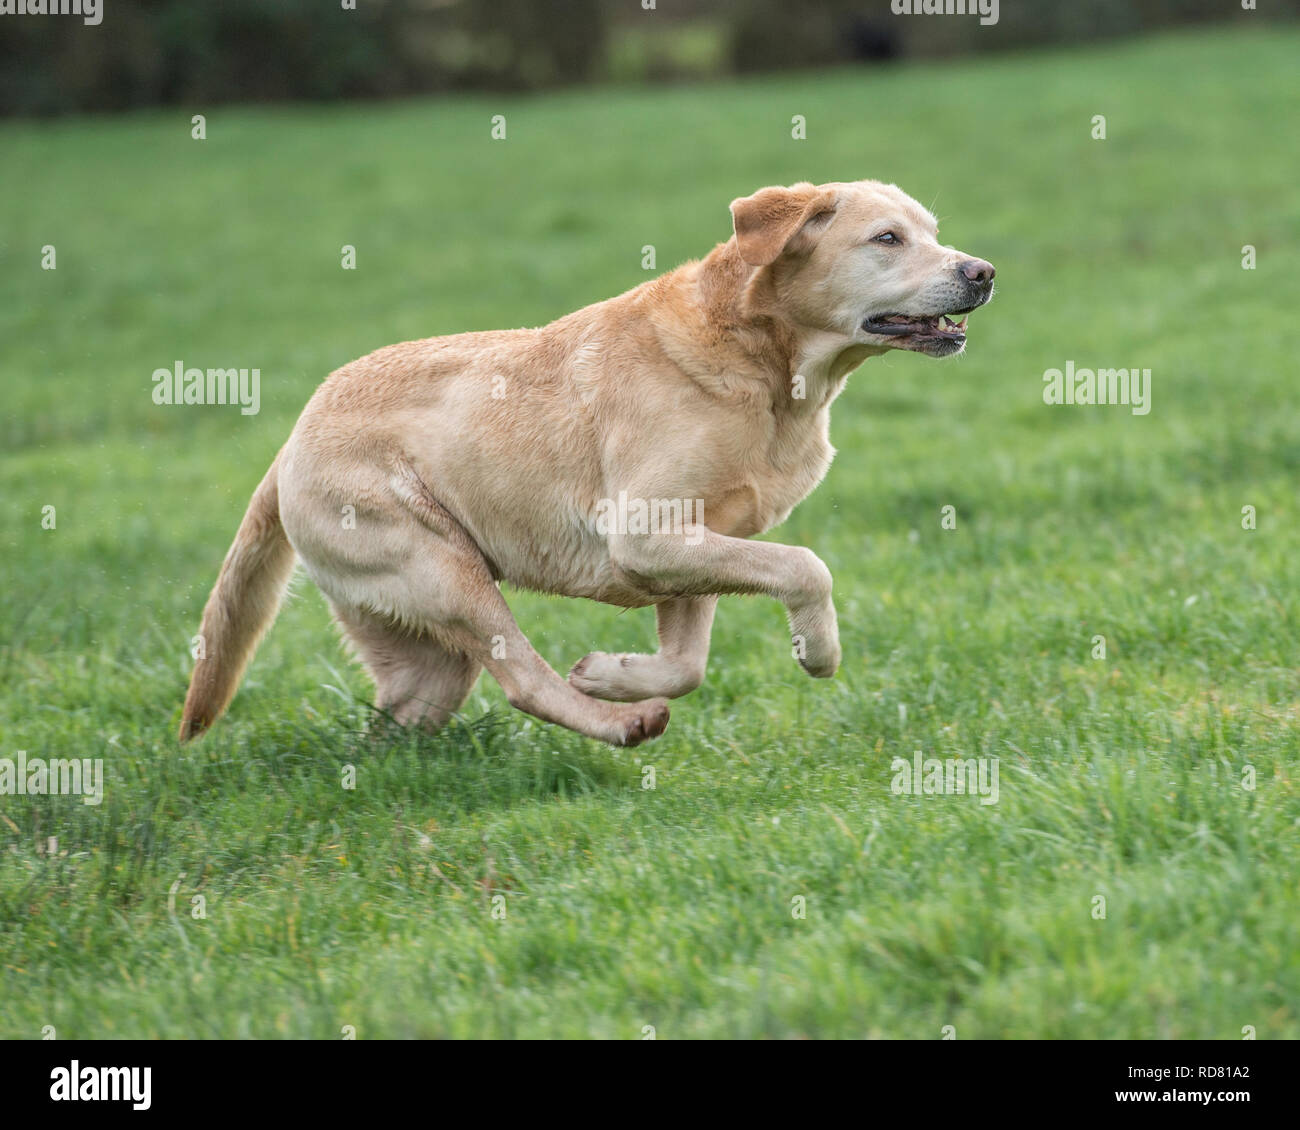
xmin=692 ymin=239 xmax=871 ymax=412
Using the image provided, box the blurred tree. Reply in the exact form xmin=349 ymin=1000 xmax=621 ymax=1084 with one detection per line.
xmin=0 ymin=0 xmax=1291 ymax=117
xmin=0 ymin=0 xmax=604 ymax=115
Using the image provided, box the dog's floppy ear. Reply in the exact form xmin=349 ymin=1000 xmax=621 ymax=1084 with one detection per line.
xmin=729 ymin=183 xmax=838 ymax=267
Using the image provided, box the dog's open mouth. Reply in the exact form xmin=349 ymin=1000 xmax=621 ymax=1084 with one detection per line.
xmin=860 ymin=312 xmax=969 ymax=339
xmin=860 ymin=308 xmax=978 ymax=355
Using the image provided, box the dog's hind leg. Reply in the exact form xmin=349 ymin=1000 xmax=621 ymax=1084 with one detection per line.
xmin=370 ymin=467 xmax=670 ymax=747
xmin=332 ymin=605 xmax=480 ymax=729
xmin=568 ymin=595 xmax=717 ymax=702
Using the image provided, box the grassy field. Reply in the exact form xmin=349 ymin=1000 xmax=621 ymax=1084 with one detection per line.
xmin=2 ymin=27 xmax=1298 ymax=1039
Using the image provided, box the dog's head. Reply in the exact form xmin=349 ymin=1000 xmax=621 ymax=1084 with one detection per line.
xmin=729 ymin=179 xmax=994 ymax=358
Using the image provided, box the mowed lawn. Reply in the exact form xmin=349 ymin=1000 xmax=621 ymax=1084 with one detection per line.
xmin=2 ymin=27 xmax=1298 ymax=1039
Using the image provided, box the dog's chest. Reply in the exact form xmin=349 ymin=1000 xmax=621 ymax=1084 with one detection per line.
xmin=712 ymin=416 xmax=835 ymax=537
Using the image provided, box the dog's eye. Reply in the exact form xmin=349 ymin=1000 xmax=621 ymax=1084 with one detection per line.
xmin=873 ymin=231 xmax=900 ymax=245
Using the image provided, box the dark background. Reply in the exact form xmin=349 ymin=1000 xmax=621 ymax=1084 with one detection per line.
xmin=2 ymin=0 xmax=1294 ymax=117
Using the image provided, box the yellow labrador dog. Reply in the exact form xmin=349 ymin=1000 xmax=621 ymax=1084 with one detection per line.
xmin=180 ymin=179 xmax=994 ymax=746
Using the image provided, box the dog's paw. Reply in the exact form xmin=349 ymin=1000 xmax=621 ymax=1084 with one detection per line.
xmin=789 ymin=592 xmax=840 ymax=680
xmin=797 ymin=647 xmax=841 ymax=679
xmin=612 ymin=698 xmax=670 ymax=746
xmin=572 ymin=650 xmax=706 ymax=702
xmin=790 ymin=624 xmax=841 ymax=678
xmin=570 ymin=651 xmax=640 ymax=701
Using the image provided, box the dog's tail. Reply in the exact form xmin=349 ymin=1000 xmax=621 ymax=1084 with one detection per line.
xmin=179 ymin=451 xmax=296 ymax=741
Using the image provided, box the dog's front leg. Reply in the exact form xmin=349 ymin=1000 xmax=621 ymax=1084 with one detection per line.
xmin=570 ymin=595 xmax=718 ymax=701
xmin=606 ymin=529 xmax=840 ymax=679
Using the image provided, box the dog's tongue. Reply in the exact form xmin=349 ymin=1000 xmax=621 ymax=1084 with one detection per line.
xmin=862 ymin=315 xmax=930 ymax=335
xmin=863 ymin=314 xmax=967 ymax=337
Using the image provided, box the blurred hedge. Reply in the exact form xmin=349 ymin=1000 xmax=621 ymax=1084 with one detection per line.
xmin=730 ymin=0 xmax=1291 ymax=72
xmin=1 ymin=0 xmax=1294 ymax=116
xmin=0 ymin=0 xmax=606 ymax=115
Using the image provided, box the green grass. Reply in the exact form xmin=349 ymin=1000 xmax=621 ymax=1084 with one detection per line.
xmin=2 ymin=27 xmax=1298 ymax=1039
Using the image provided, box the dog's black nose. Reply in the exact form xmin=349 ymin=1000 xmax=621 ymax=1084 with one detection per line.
xmin=958 ymin=258 xmax=995 ymax=284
